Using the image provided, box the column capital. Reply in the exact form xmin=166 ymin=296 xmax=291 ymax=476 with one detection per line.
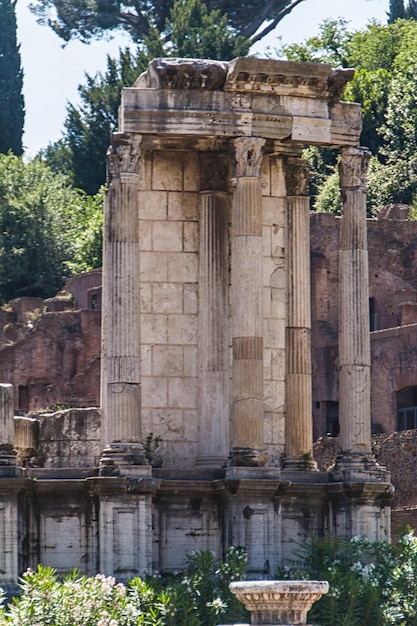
xmin=107 ymin=133 xmax=142 ymax=178
xmin=339 ymin=146 xmax=371 ymax=190
xmin=230 ymin=136 xmax=266 ymax=178
xmin=284 ymin=156 xmax=310 ymax=196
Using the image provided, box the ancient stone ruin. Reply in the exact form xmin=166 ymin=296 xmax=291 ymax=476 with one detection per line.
xmin=0 ymin=57 xmax=392 ymax=590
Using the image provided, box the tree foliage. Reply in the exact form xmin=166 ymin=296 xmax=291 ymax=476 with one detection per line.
xmin=167 ymin=0 xmax=250 ymax=59
xmin=29 ymin=0 xmax=305 ymax=46
xmin=43 ymin=47 xmax=155 ymax=195
xmin=42 ymin=0 xmax=251 ymax=195
xmin=0 ymin=154 xmax=103 ymax=303
xmin=388 ymin=0 xmax=417 ymax=22
xmin=282 ymin=18 xmax=417 ymax=214
xmin=0 ymin=0 xmax=24 ymax=156
xmin=280 ymin=531 xmax=417 ymax=626
xmin=0 ymin=548 xmax=248 ymax=625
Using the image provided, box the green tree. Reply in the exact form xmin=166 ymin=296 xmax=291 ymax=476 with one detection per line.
xmin=0 ymin=154 xmax=103 ymax=303
xmin=29 ymin=0 xmax=305 ymax=46
xmin=388 ymin=0 xmax=405 ymax=22
xmin=42 ymin=44 xmax=160 ymax=194
xmin=0 ymin=0 xmax=24 ymax=156
xmin=43 ymin=0 xmax=251 ymax=194
xmin=407 ymin=0 xmax=417 ymax=19
xmin=167 ymin=0 xmax=250 ymax=59
xmin=281 ymin=18 xmax=417 ymax=213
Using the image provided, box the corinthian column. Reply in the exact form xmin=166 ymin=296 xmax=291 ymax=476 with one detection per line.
xmin=338 ymin=146 xmax=372 ymax=460
xmin=100 ymin=133 xmax=147 ymax=474
xmin=229 ymin=137 xmax=266 ymax=467
xmin=284 ymin=157 xmax=316 ymax=470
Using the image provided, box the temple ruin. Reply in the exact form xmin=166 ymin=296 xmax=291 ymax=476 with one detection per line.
xmin=0 ymin=57 xmax=391 ymax=590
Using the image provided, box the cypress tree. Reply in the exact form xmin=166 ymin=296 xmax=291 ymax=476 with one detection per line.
xmin=388 ymin=0 xmax=405 ymax=22
xmin=0 ymin=0 xmax=24 ymax=156
xmin=405 ymin=0 xmax=417 ymax=19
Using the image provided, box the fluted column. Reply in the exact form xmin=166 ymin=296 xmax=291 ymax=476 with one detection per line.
xmin=197 ymin=191 xmax=230 ymax=466
xmin=229 ymin=137 xmax=266 ymax=467
xmin=100 ymin=133 xmax=147 ymax=473
xmin=338 ymin=146 xmax=372 ymax=457
xmin=284 ymin=158 xmax=315 ymax=469
xmin=0 ymin=384 xmax=16 ymax=470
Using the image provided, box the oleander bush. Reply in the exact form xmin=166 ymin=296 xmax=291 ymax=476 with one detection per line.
xmin=4 ymin=533 xmax=417 ymax=626
xmin=0 ymin=547 xmax=248 ymax=626
xmin=279 ymin=529 xmax=417 ymax=626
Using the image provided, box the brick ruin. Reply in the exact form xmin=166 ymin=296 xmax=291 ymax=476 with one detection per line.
xmin=0 ymin=57 xmax=393 ymax=591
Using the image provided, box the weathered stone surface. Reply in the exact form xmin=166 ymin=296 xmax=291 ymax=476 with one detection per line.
xmin=0 ymin=57 xmax=395 ymax=589
xmin=0 ymin=309 xmax=101 ymax=412
xmin=229 ymin=580 xmax=329 ymax=625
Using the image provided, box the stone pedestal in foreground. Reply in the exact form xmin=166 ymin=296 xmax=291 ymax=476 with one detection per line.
xmin=229 ymin=580 xmax=329 ymax=625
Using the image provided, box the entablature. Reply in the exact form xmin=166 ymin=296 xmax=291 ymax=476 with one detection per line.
xmin=121 ymin=57 xmax=361 ymax=149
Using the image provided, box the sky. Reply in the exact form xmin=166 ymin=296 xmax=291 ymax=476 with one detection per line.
xmin=16 ymin=0 xmax=389 ymax=157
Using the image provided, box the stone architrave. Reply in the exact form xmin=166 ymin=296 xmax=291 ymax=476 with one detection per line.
xmin=100 ymin=133 xmax=147 ymax=472
xmin=229 ymin=137 xmax=267 ymax=467
xmin=338 ymin=146 xmax=372 ymax=458
xmin=284 ymin=158 xmax=316 ymax=469
xmin=197 ymin=190 xmax=230 ymax=465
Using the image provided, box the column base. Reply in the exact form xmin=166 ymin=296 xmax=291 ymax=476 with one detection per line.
xmin=331 ymin=452 xmax=390 ymax=483
xmin=99 ymin=442 xmax=150 ymax=477
xmin=0 ymin=446 xmax=19 ymax=477
xmin=229 ymin=447 xmax=268 ymax=467
xmin=282 ymin=457 xmax=318 ymax=472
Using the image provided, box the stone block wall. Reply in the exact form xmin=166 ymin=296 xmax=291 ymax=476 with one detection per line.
xmin=138 ymin=150 xmax=200 ymax=468
xmin=134 ymin=150 xmax=289 ymax=468
xmin=260 ymin=156 xmax=287 ymax=466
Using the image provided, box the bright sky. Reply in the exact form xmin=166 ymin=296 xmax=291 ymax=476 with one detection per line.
xmin=16 ymin=0 xmax=389 ymax=157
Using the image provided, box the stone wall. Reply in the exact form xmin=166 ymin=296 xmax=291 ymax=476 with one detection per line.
xmin=137 ymin=151 xmax=201 ymax=468
xmin=311 ymin=212 xmax=417 ymax=437
xmin=314 ymin=430 xmax=417 ymax=536
xmin=0 ymin=310 xmax=100 ymax=412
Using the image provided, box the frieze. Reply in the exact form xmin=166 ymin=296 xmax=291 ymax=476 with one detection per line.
xmin=225 ymin=57 xmax=338 ymax=99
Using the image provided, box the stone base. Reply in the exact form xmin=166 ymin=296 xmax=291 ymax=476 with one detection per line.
xmin=195 ymin=455 xmax=228 ymax=468
xmin=99 ymin=442 xmax=150 ymax=477
xmin=0 ymin=448 xmax=20 ymax=478
xmin=229 ymin=447 xmax=268 ymax=467
xmin=225 ymin=465 xmax=281 ymax=480
xmin=282 ymin=457 xmax=318 ymax=472
xmin=331 ymin=452 xmax=390 ymax=483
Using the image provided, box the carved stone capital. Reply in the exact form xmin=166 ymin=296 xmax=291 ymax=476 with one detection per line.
xmin=285 ymin=157 xmax=310 ymax=196
xmin=142 ymin=58 xmax=228 ymax=90
xmin=230 ymin=137 xmax=266 ymax=178
xmin=339 ymin=146 xmax=371 ymax=190
xmin=230 ymin=580 xmax=329 ymax=625
xmin=107 ymin=133 xmax=142 ymax=178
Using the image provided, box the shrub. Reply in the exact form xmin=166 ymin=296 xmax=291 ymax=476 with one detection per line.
xmin=0 ymin=548 xmax=249 ymax=626
xmin=278 ymin=529 xmax=417 ymax=626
